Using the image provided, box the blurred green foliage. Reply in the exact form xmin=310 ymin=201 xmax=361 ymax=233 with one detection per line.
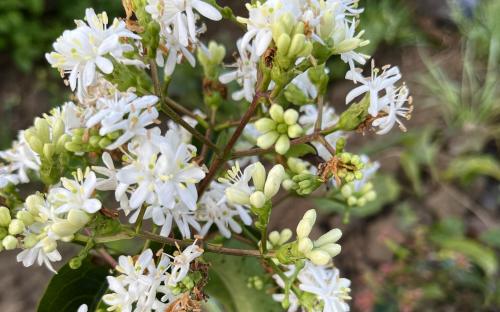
xmin=0 ymin=0 xmax=123 ymax=71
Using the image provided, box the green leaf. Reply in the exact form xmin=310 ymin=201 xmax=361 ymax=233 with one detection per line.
xmin=38 ymin=258 xmax=109 ymax=312
xmin=204 ymin=242 xmax=281 ymax=312
xmin=444 ymin=155 xmax=500 ymax=183
xmin=285 ymin=143 xmax=317 ymax=158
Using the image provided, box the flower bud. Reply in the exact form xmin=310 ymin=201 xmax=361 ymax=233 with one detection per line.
xmin=364 ymin=190 xmax=376 ymax=201
xmin=69 ymin=257 xmax=83 ymax=270
xmin=347 ymin=196 xmax=357 ymax=206
xmin=252 ymin=162 xmax=266 ymax=191
xmin=264 ymin=165 xmax=285 ymax=198
xmin=34 ymin=117 xmax=50 ymax=143
xmin=225 ymin=187 xmax=250 ymax=206
xmin=283 ymin=109 xmax=299 ymax=126
xmin=287 ymin=124 xmax=303 ymax=139
xmin=257 ymin=131 xmax=279 ymax=149
xmin=279 ymin=229 xmax=293 ymax=245
xmin=282 ymin=179 xmax=295 ymax=191
xmin=275 ymin=135 xmax=290 ymax=155
xmin=249 ymin=191 xmax=266 ymax=209
xmin=16 ymin=211 xmax=34 ymax=226
xmin=0 ymin=227 xmax=7 ymax=240
xmin=296 ymin=219 xmax=314 ymax=239
xmin=302 ymin=209 xmax=317 ymax=224
xmin=25 ymin=194 xmax=44 ymax=215
xmin=67 ymin=209 xmax=90 ymax=228
xmin=28 ymin=136 xmax=44 ymax=154
xmin=298 ymin=237 xmax=314 ymax=254
xmin=315 ymin=228 xmax=342 ymax=247
xmin=23 ymin=234 xmax=38 ymax=248
xmin=320 ymin=243 xmax=342 ymax=257
xmin=269 ymin=231 xmax=281 ymax=246
xmin=288 ymin=34 xmax=306 ymax=58
xmin=255 ymin=118 xmax=277 ymax=133
xmin=357 ymin=198 xmax=366 ymax=207
xmin=307 ymin=249 xmax=331 ymax=266
xmin=341 ymin=184 xmax=353 ymax=198
xmin=51 ymin=221 xmax=79 ymax=237
xmin=8 ymin=219 xmax=25 ymax=235
xmin=42 ymin=237 xmax=57 ymax=253
xmin=269 ymin=105 xmax=284 ymax=123
xmin=2 ymin=235 xmax=17 ymax=250
xmin=0 ymin=207 xmax=11 ymax=227
xmin=52 ymin=119 xmax=66 ymax=141
xmin=361 ymin=182 xmax=373 ymax=193
xmin=277 ymin=34 xmax=291 ymax=55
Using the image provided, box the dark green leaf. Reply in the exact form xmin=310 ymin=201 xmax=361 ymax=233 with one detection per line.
xmin=285 ymin=143 xmax=317 ymax=158
xmin=38 ymin=258 xmax=109 ymax=312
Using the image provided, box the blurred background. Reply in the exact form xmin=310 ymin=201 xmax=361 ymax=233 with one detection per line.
xmin=0 ymin=0 xmax=499 ymax=311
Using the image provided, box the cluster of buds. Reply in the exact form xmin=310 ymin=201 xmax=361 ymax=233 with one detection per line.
xmin=24 ymin=117 xmax=70 ymax=163
xmin=170 ymin=271 xmax=203 ymax=296
xmin=341 ymin=181 xmax=377 ymax=207
xmin=276 ymin=210 xmax=342 ymax=266
xmin=319 ymin=152 xmax=365 ymax=187
xmin=272 ymin=14 xmax=313 ymax=71
xmin=255 ymin=105 xmax=303 ymax=155
xmin=267 ymin=229 xmax=293 ymax=250
xmin=65 ymin=128 xmax=117 ymax=153
xmin=282 ymin=158 xmax=310 ymax=189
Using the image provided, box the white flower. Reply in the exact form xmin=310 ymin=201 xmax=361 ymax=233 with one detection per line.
xmin=197 ymin=182 xmax=252 ymax=238
xmin=77 ymin=304 xmax=88 ymax=312
xmin=46 ymin=8 xmax=141 ymax=101
xmin=291 ymin=71 xmax=319 ymax=101
xmin=372 ymin=85 xmax=413 ymax=135
xmin=144 ymin=201 xmax=201 ymax=238
xmin=219 ymin=162 xmax=256 ymax=206
xmin=48 ymin=169 xmax=102 ymax=214
xmin=157 ymin=29 xmax=197 ymax=76
xmin=272 ymin=266 xmax=301 ymax=312
xmin=169 ymin=242 xmax=204 ymax=285
xmin=219 ymin=40 xmax=259 ymax=102
xmin=16 ymin=241 xmax=62 ymax=273
xmin=338 ymin=19 xmax=369 ymax=72
xmin=146 ymin=0 xmax=221 ymax=47
xmin=298 ymin=262 xmax=351 ymax=312
xmin=0 ymin=131 xmax=40 ymax=187
xmin=345 ymin=62 xmax=402 ymax=117
xmin=238 ymin=0 xmax=300 ymax=56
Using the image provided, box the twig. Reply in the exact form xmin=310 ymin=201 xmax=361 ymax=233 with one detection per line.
xmin=97 ymin=248 xmax=118 ymax=268
xmin=314 ymin=95 xmax=324 ymax=132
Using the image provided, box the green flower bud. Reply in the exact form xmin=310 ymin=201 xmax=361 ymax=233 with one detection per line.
xmin=357 ymin=198 xmax=367 ymax=207
xmin=56 ymin=134 xmax=70 ymax=153
xmin=8 ymin=219 xmax=24 ymax=235
xmin=269 ymin=231 xmax=281 ymax=246
xmin=34 ymin=118 xmax=51 ymax=143
xmin=347 ymin=196 xmax=357 ymax=206
xmin=251 ymin=162 xmax=266 ymax=191
xmin=2 ymin=235 xmax=17 ymax=250
xmin=0 ymin=227 xmax=7 ymax=240
xmin=69 ymin=257 xmax=83 ymax=270
xmin=361 ymin=182 xmax=373 ymax=193
xmin=298 ymin=237 xmax=314 ymax=254
xmin=307 ymin=249 xmax=331 ymax=266
xmin=65 ymin=142 xmax=83 ymax=153
xmin=99 ymin=137 xmax=112 ymax=149
xmin=264 ymin=165 xmax=285 ymax=198
xmin=52 ymin=119 xmax=66 ymax=141
xmin=249 ymin=191 xmax=266 ymax=209
xmin=319 ymin=243 xmax=341 ymax=257
xmin=226 ymin=188 xmax=251 ymax=206
xmin=282 ymin=179 xmax=295 ymax=190
xmin=257 ymin=131 xmax=279 ymax=149
xmin=284 ymin=84 xmax=311 ymax=105
xmin=26 ymin=194 xmax=44 ymax=215
xmin=23 ymin=234 xmax=38 ymax=248
xmin=303 ymin=209 xmax=317 ymax=224
xmin=354 ymin=171 xmax=363 ymax=180
xmin=279 ymin=229 xmax=293 ymax=245
xmin=16 ymin=211 xmax=34 ymax=226
xmin=287 ymin=124 xmax=303 ymax=139
xmin=296 ymin=219 xmax=314 ymax=239
xmin=51 ymin=221 xmax=79 ymax=237
xmin=315 ymin=229 xmax=342 ymax=247
xmin=288 ymin=34 xmax=306 ymax=58
xmin=41 ymin=237 xmax=57 ymax=253
xmin=28 ymin=136 xmax=44 ymax=154
xmin=67 ymin=209 xmax=91 ymax=228
xmin=283 ymin=109 xmax=299 ymax=125
xmin=43 ymin=143 xmax=55 ymax=159
xmin=341 ymin=184 xmax=353 ymax=198
xmin=89 ymin=136 xmax=101 ymax=147
xmin=0 ymin=207 xmax=11 ymax=227
xmin=364 ymin=190 xmax=376 ymax=201
xmin=275 ymin=135 xmax=290 ymax=155
xmin=276 ymin=123 xmax=288 ymax=134
xmin=277 ymin=34 xmax=291 ymax=55
xmin=269 ymin=104 xmax=284 ymax=122
xmin=255 ymin=118 xmax=277 ymax=133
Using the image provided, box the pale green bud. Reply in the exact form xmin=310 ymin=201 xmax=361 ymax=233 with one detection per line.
xmin=269 ymin=231 xmax=281 ymax=246
xmin=296 ymin=219 xmax=314 ymax=239
xmin=279 ymin=229 xmax=293 ymax=245
xmin=52 ymin=221 xmax=80 ymax=237
xmin=364 ymin=190 xmax=376 ymax=201
xmin=26 ymin=194 xmax=44 ymax=215
xmin=226 ymin=188 xmax=251 ymax=206
xmin=28 ymin=136 xmax=44 ymax=154
xmin=16 ymin=211 xmax=34 ymax=226
xmin=52 ymin=119 xmax=66 ymax=141
xmin=8 ymin=219 xmax=24 ymax=235
xmin=299 ymin=42 xmax=313 ymax=57
xmin=357 ymin=198 xmax=367 ymax=207
xmin=23 ymin=234 xmax=38 ymax=249
xmin=298 ymin=237 xmax=314 ymax=254
xmin=288 ymin=158 xmax=308 ymax=173
xmin=277 ymin=34 xmax=291 ymax=55
xmin=249 ymin=191 xmax=266 ymax=209
xmin=340 ymin=152 xmax=351 ymax=163
xmin=56 ymin=134 xmax=70 ymax=153
xmin=319 ymin=243 xmax=341 ymax=257
xmin=282 ymin=179 xmax=296 ymax=191
xmin=0 ymin=207 xmax=11 ymax=227
xmin=345 ymin=172 xmax=355 ymax=182
xmin=41 ymin=237 xmax=57 ymax=253
xmin=315 ymin=229 xmax=342 ymax=247
xmin=341 ymin=184 xmax=353 ymax=198
xmin=89 ymin=136 xmax=101 ymax=147
xmin=287 ymin=124 xmax=303 ymax=139
xmin=275 ymin=135 xmax=290 ymax=155
xmin=67 ymin=209 xmax=90 ymax=228
xmin=347 ymin=196 xmax=357 ymax=206
xmin=288 ymin=34 xmax=306 ymax=58
xmin=264 ymin=164 xmax=285 ymax=198
xmin=283 ymin=109 xmax=299 ymax=125
xmin=354 ymin=171 xmax=363 ymax=180
xmin=252 ymin=162 xmax=266 ymax=191
xmin=257 ymin=131 xmax=279 ymax=149
xmin=302 ymin=209 xmax=317 ymax=224
xmin=269 ymin=104 xmax=284 ymax=123
xmin=255 ymin=118 xmax=277 ymax=133
xmin=34 ymin=118 xmax=50 ymax=143
xmin=0 ymin=227 xmax=7 ymax=240
xmin=43 ymin=143 xmax=55 ymax=159
xmin=307 ymin=249 xmax=331 ymax=266
xmin=99 ymin=137 xmax=112 ymax=149
xmin=65 ymin=142 xmax=82 ymax=153
xmin=2 ymin=235 xmax=17 ymax=250
xmin=361 ymin=182 xmax=373 ymax=193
